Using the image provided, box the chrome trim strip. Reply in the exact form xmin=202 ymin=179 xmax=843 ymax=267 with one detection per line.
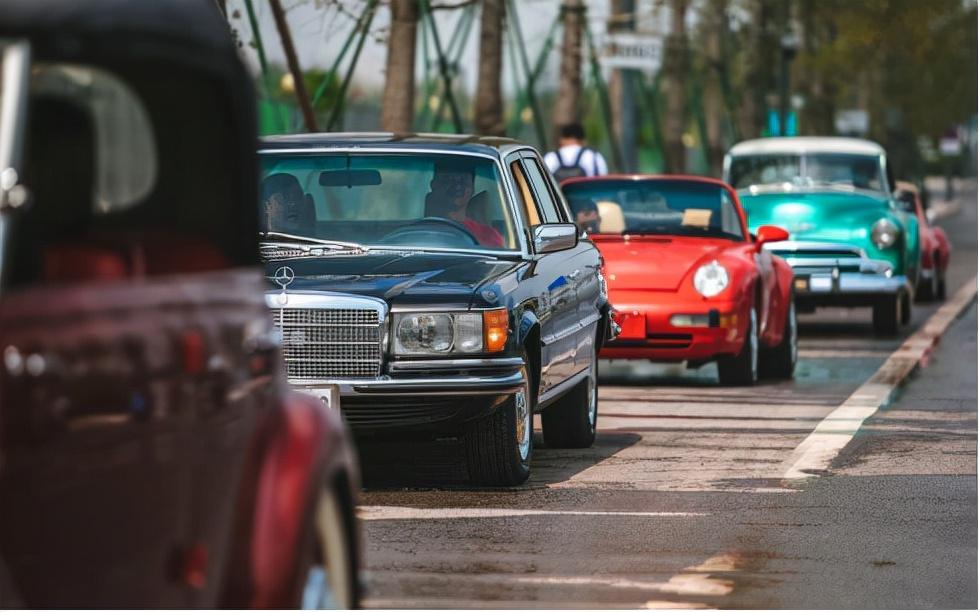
xmin=263 ymin=290 xmax=388 ymax=315
xmin=258 ymin=146 xmax=499 ymax=160
xmin=347 ymin=371 xmax=524 ymax=395
xmin=389 ymin=357 xmax=524 ymax=371
xmin=541 ymin=312 xmax=602 ymax=345
xmin=764 ymin=241 xmax=866 ymax=257
xmin=388 ymin=305 xmax=508 ymax=313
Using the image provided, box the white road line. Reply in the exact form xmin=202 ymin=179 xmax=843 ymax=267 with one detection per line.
xmin=781 ymin=277 xmax=977 ymax=480
xmin=358 ymin=506 xmax=707 ymax=520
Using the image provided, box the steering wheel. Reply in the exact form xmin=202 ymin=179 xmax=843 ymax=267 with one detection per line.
xmin=379 ymin=216 xmax=480 ymax=246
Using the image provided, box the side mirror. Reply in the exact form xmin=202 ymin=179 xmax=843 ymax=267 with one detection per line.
xmin=533 ymin=223 xmax=578 ymax=254
xmin=755 ymin=224 xmax=789 ymax=246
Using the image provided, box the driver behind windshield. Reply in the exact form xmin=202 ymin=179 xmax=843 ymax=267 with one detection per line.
xmin=260 ymin=173 xmax=312 ymax=234
xmin=426 ymin=161 xmax=504 ymax=247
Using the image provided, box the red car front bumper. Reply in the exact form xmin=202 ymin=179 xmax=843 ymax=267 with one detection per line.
xmin=601 ymin=297 xmax=749 ymax=362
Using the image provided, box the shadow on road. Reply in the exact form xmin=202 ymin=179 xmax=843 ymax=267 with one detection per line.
xmin=357 ymin=430 xmax=641 ymax=490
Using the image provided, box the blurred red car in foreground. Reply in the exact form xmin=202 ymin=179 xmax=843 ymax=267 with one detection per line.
xmin=0 ymin=0 xmax=360 ymax=607
xmin=895 ymin=181 xmax=951 ymax=301
xmin=562 ymin=176 xmax=798 ymax=385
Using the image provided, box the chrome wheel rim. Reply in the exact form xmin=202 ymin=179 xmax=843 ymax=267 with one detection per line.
xmin=515 ymin=385 xmax=531 ymax=461
xmin=587 ymin=355 xmax=598 ymax=428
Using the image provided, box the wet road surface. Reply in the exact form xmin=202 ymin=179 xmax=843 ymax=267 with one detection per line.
xmin=356 ymin=182 xmax=977 ymax=609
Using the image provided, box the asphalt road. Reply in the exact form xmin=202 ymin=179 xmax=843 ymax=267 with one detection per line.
xmin=357 ymin=180 xmax=978 ymax=609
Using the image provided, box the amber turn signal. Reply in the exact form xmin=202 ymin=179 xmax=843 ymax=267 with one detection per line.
xmin=483 ymin=308 xmax=509 ymax=353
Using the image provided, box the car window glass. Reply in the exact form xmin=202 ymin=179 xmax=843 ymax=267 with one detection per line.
xmin=562 ymin=179 xmax=745 ymax=241
xmin=522 ymin=158 xmax=562 ymax=223
xmin=260 ymin=153 xmax=518 ymax=251
xmin=720 ymin=191 xmax=744 ymax=238
xmin=31 ymin=64 xmax=157 ymax=213
xmin=510 ymin=159 xmax=541 ymax=226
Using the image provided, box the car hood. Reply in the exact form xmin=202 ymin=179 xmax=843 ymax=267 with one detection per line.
xmin=593 ymin=235 xmax=737 ymax=292
xmin=263 ymin=250 xmax=522 ymax=307
xmin=737 ymin=189 xmax=892 ymax=241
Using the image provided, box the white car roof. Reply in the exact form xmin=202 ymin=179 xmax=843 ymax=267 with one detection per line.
xmin=727 ymin=137 xmax=885 ymax=157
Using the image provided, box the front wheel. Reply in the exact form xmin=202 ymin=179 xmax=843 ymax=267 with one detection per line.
xmin=465 ymin=362 xmax=533 ymax=486
xmin=872 ymin=293 xmax=901 ymax=336
xmin=718 ymin=308 xmax=758 ymax=386
xmin=299 ymin=485 xmax=359 ymax=610
xmin=541 ymin=349 xmax=598 ymax=449
xmin=759 ymin=299 xmax=797 ymax=380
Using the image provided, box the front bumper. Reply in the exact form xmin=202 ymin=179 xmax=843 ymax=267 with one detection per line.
xmin=289 ymin=357 xmax=525 ymax=433
xmin=766 ymin=240 xmax=910 ymax=304
xmin=601 ymin=298 xmax=747 ymax=362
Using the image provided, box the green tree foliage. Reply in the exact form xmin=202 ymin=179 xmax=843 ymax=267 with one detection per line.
xmin=798 ymin=0 xmax=977 ymax=140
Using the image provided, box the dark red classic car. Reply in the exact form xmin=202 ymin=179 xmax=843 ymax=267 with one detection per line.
xmin=0 ymin=0 xmax=360 ymax=607
xmin=895 ymin=181 xmax=951 ymax=301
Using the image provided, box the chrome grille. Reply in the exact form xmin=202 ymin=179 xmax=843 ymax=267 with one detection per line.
xmin=274 ymin=307 xmax=383 ymax=380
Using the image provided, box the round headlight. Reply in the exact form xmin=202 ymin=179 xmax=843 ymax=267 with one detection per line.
xmin=871 ymin=219 xmax=900 ymax=249
xmin=693 ymin=260 xmax=729 ymax=298
xmin=396 ymin=313 xmax=454 ymax=353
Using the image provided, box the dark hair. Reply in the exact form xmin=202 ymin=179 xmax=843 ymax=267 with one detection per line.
xmin=261 ymin=172 xmax=303 ymax=202
xmin=559 ymin=123 xmax=586 ymax=141
xmin=568 ymin=196 xmax=598 ymax=215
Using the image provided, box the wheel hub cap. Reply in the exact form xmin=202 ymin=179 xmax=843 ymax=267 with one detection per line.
xmin=515 ymin=389 xmax=530 ymax=461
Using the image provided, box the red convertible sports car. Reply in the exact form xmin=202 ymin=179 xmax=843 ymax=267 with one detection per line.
xmin=895 ymin=181 xmax=951 ymax=302
xmin=561 ymin=176 xmax=798 ymax=385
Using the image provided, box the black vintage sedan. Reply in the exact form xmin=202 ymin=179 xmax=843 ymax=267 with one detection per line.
xmin=258 ymin=133 xmax=612 ymax=485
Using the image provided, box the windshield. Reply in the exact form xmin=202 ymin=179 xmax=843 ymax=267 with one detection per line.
xmin=562 ymin=179 xmax=745 ymax=241
xmin=258 ymin=153 xmax=519 ymax=252
xmin=728 ymin=153 xmax=886 ymax=192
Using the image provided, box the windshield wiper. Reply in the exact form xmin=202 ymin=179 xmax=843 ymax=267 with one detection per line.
xmin=260 ymin=231 xmax=369 ymax=253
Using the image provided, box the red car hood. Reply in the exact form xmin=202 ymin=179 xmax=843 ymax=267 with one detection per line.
xmin=592 ymin=235 xmax=734 ymax=292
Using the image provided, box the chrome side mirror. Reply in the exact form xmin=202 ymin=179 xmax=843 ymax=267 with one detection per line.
xmin=532 ymin=223 xmax=578 ymax=254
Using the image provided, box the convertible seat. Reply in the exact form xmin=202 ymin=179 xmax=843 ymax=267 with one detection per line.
xmin=597 ymin=200 xmax=626 ymax=233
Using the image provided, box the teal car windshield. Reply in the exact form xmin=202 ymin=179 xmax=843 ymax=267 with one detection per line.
xmin=729 ymin=153 xmax=887 ymax=193
xmin=563 ymin=180 xmax=745 ymax=241
xmin=258 ymin=153 xmax=520 ymax=251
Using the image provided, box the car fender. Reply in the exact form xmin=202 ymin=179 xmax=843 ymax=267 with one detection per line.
xmin=248 ymin=392 xmax=351 ymax=608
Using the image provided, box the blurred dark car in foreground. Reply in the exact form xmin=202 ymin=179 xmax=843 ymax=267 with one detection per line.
xmin=0 ymin=1 xmax=360 ymax=607
xmin=258 ymin=133 xmax=613 ymax=486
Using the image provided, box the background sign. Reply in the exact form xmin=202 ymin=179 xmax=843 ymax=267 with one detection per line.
xmin=602 ymin=33 xmax=663 ymax=72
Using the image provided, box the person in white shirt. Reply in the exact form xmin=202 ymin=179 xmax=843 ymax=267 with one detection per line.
xmin=544 ymin=123 xmax=609 ymax=180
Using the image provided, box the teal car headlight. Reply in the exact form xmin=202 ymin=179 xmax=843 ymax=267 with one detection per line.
xmin=693 ymin=260 xmax=729 ymax=298
xmin=871 ymin=219 xmax=900 ymax=249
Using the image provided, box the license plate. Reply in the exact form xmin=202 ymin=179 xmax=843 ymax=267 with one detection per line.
xmin=809 ymin=275 xmax=833 ymax=292
xmin=298 ymin=386 xmax=340 ymax=410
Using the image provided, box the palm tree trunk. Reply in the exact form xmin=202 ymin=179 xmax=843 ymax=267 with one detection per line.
xmin=381 ymin=0 xmax=418 ymax=133
xmin=269 ymin=0 xmax=318 ymax=132
xmin=554 ymin=0 xmax=585 ymax=141
xmin=662 ymin=0 xmax=689 ymax=173
xmin=475 ymin=0 xmax=506 ymax=135
xmin=739 ymin=0 xmax=777 ymax=139
xmin=702 ymin=0 xmax=727 ymax=175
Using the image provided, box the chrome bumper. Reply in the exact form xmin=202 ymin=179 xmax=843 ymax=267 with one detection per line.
xmin=765 ymin=240 xmax=909 ymax=296
xmin=287 ymin=357 xmax=526 ymax=397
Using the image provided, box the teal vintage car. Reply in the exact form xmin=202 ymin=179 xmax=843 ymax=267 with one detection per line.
xmin=723 ymin=137 xmax=919 ymax=336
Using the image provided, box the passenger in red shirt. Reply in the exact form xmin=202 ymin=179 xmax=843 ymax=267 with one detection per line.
xmin=426 ymin=162 xmax=505 ymax=248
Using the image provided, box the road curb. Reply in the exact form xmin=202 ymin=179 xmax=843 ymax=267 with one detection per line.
xmin=780 ymin=276 xmax=978 ymax=480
